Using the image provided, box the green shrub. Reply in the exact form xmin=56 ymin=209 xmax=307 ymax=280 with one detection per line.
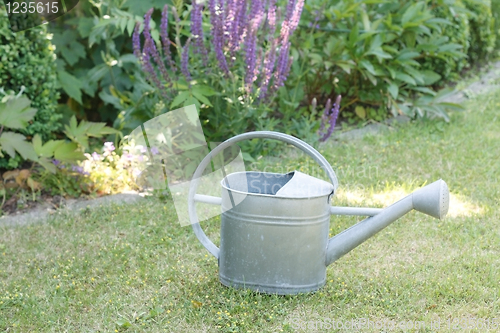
xmin=47 ymin=0 xmax=165 ymax=134
xmin=462 ymin=0 xmax=496 ymax=63
xmin=421 ymin=0 xmax=470 ymax=83
xmin=491 ymin=0 xmax=500 ymax=50
xmin=288 ymin=0 xmax=464 ymax=124
xmin=0 ymin=7 xmax=61 ymax=169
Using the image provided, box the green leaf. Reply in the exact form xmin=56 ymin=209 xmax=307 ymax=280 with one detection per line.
xmin=119 ymin=54 xmax=138 ymax=64
xmin=337 ymin=61 xmax=353 ymax=74
xmin=401 ymin=4 xmax=420 ymax=24
xmin=359 ymin=59 xmax=376 ymax=76
xmin=395 ymin=72 xmax=416 ymax=85
xmin=420 ymin=70 xmax=441 ymax=85
xmin=86 ymin=122 xmax=119 ymax=137
xmin=0 ymin=132 xmax=38 ymax=161
xmin=87 ymin=64 xmax=109 ymax=83
xmin=64 ymin=116 xmax=90 ymax=149
xmin=191 ymin=91 xmax=213 ymax=107
xmin=58 ymin=71 xmax=83 ymax=104
xmin=54 ymin=142 xmax=85 ymax=162
xmin=184 ymin=97 xmax=201 ymax=110
xmin=192 ymin=85 xmax=216 ymax=96
xmin=348 ymin=24 xmax=359 ymax=48
xmin=0 ymin=96 xmax=37 ymax=129
xmin=77 ymin=17 xmax=95 ymax=38
xmin=388 ymin=83 xmax=399 ymax=99
xmin=170 ymin=91 xmax=190 ymax=108
xmin=38 ymin=157 xmax=57 ymax=173
xmin=32 ymin=135 xmax=65 ymax=158
xmin=355 ymin=106 xmax=366 ymax=119
xmin=396 ymin=50 xmax=420 ymax=60
xmin=127 ymin=18 xmax=138 ymax=36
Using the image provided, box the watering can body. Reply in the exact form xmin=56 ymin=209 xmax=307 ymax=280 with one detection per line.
xmin=219 ymin=171 xmax=333 ymax=294
xmin=188 ymin=131 xmax=449 ymax=294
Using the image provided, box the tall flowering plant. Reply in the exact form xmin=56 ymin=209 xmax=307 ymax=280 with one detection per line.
xmin=132 ymin=0 xmax=305 ymax=140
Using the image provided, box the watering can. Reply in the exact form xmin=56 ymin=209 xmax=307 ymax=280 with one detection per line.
xmin=188 ymin=131 xmax=449 ymax=294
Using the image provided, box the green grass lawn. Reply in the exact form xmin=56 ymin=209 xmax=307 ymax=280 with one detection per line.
xmin=1 ymin=90 xmax=500 ymax=332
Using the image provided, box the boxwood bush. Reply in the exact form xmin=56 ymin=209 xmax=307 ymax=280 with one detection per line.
xmin=462 ymin=0 xmax=496 ymax=63
xmin=421 ymin=0 xmax=470 ymax=83
xmin=491 ymin=0 xmax=500 ymax=50
xmin=0 ymin=7 xmax=61 ymax=168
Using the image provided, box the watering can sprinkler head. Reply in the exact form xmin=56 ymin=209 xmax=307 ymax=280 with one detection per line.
xmin=411 ymin=179 xmax=449 ymax=219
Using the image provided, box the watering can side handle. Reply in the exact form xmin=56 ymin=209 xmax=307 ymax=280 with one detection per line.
xmin=188 ymin=131 xmax=339 ymax=259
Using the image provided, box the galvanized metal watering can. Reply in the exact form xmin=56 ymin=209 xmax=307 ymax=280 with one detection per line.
xmin=188 ymin=131 xmax=449 ymax=294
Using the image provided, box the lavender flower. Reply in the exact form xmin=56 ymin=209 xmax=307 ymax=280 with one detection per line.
xmin=190 ymin=0 xmax=208 ymax=66
xmin=137 ymin=15 xmax=168 ymax=100
xmin=318 ymin=95 xmax=342 ymax=142
xmin=226 ymin=0 xmax=240 ymax=62
xmin=181 ymin=37 xmax=192 ymax=83
xmin=236 ymin=0 xmax=248 ymax=46
xmin=161 ymin=5 xmax=176 ymax=71
xmin=258 ymin=0 xmax=277 ymax=99
xmin=244 ymin=0 xmax=265 ymax=88
xmin=143 ymin=9 xmax=172 ymax=94
xmin=150 ymin=146 xmax=159 ymax=155
xmin=209 ymin=0 xmax=230 ymax=75
xmin=132 ymin=22 xmax=143 ymax=62
xmin=52 ymin=159 xmax=61 ymax=166
xmin=272 ymin=0 xmax=304 ymax=92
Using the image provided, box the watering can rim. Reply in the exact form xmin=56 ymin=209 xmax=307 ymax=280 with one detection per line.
xmin=220 ymin=170 xmax=335 ymax=200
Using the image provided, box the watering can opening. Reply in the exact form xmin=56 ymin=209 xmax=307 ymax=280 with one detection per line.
xmin=221 ymin=171 xmax=334 ymax=199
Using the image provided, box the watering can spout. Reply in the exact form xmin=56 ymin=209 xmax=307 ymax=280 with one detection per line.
xmin=325 ymin=179 xmax=449 ymax=266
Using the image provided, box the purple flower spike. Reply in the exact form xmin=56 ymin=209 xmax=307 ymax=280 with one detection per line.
xmin=190 ymin=0 xmax=208 ymax=66
xmin=161 ymin=5 xmax=176 ymax=71
xmin=52 ymin=159 xmax=61 ymax=166
xmin=144 ymin=8 xmax=171 ymax=97
xmin=318 ymin=95 xmax=342 ymax=142
xmin=132 ymin=22 xmax=143 ymax=63
xmin=151 ymin=146 xmax=159 ymax=155
xmin=209 ymin=0 xmax=230 ymax=75
xmin=181 ymin=37 xmax=193 ymax=83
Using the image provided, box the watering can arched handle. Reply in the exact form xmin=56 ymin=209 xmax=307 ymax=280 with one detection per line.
xmin=188 ymin=131 xmax=338 ymax=259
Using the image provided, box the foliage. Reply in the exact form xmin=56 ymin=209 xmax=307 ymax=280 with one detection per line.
xmin=288 ymin=0 xmax=465 ymax=124
xmin=492 ymin=0 xmax=500 ymax=50
xmin=0 ymin=90 xmax=122 ymax=209
xmin=0 ymin=7 xmax=61 ymax=168
xmin=0 ymin=89 xmax=38 ymax=162
xmin=34 ymin=162 xmax=95 ymax=198
xmin=420 ymin=0 xmax=471 ymax=83
xmin=132 ymin=0 xmax=308 ymax=144
xmin=462 ymin=0 xmax=496 ymax=63
xmin=47 ymin=0 xmax=169 ymax=133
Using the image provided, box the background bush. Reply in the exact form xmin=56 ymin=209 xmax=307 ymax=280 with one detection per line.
xmin=490 ymin=0 xmax=500 ymax=51
xmin=48 ymin=0 xmax=166 ymax=133
xmin=287 ymin=0 xmax=464 ymax=125
xmin=462 ymin=0 xmax=496 ymax=63
xmin=420 ymin=0 xmax=470 ymax=83
xmin=0 ymin=7 xmax=61 ymax=169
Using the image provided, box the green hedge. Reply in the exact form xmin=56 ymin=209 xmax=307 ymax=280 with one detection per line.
xmin=462 ymin=0 xmax=496 ymax=63
xmin=0 ymin=8 xmax=61 ymax=168
xmin=421 ymin=1 xmax=470 ymax=82
xmin=492 ymin=0 xmax=500 ymax=50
